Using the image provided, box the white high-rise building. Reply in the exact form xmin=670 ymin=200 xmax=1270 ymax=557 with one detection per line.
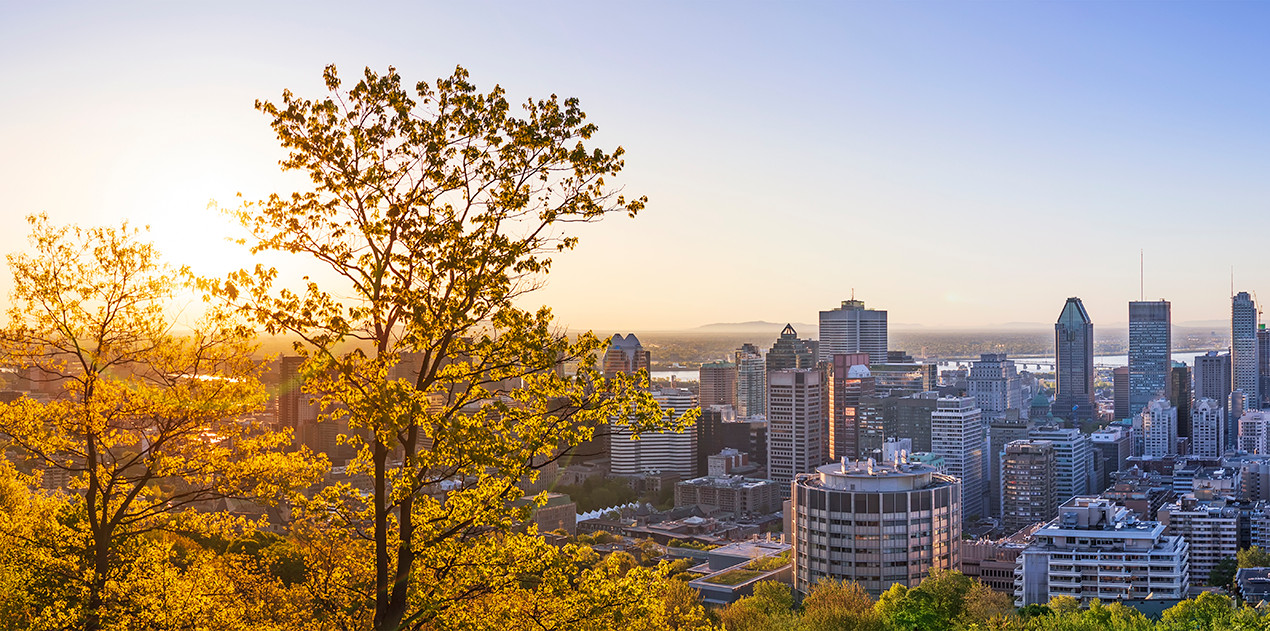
xmin=1191 ymin=398 xmax=1226 ymax=458
xmin=767 ymin=368 xmax=826 ymax=498
xmin=818 ymin=299 xmax=887 ymax=365
xmin=1142 ymin=397 xmax=1177 ymax=457
xmin=931 ymin=396 xmax=986 ymax=518
xmin=1015 ymin=497 xmax=1189 ymax=605
xmin=1233 ymin=292 xmax=1260 ymax=409
xmin=967 ymin=353 xmax=1022 ymax=419
xmin=1239 ymin=410 xmax=1270 ymax=455
xmin=609 ymin=387 xmax=697 ymax=478
xmin=1028 ymin=424 xmax=1093 ymax=504
xmin=1159 ymin=496 xmax=1239 ymax=587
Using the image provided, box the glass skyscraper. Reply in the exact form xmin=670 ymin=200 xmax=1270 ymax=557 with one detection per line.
xmin=1054 ymin=297 xmax=1094 ymax=421
xmin=1129 ymin=300 xmax=1171 ymax=419
xmin=1233 ymin=291 xmax=1259 ymax=408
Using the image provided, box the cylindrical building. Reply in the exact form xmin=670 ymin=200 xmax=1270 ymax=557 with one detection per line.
xmin=791 ymin=457 xmax=960 ymax=595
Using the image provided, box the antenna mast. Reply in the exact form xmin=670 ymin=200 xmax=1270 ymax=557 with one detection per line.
xmin=1139 ymin=249 xmax=1143 ymax=301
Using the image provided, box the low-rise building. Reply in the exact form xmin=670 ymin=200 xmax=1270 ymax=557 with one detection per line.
xmin=1014 ymin=497 xmax=1189 ymax=606
xmin=675 ymin=475 xmax=780 ymax=519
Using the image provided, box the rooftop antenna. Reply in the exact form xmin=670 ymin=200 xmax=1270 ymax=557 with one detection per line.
xmin=1139 ymin=249 xmax=1143 ymax=301
xmin=851 ymin=287 xmax=855 ymax=300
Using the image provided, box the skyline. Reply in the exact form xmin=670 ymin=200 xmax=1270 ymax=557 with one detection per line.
xmin=3 ymin=2 xmax=1269 ymax=330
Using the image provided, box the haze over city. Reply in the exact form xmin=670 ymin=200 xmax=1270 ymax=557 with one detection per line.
xmin=3 ymin=2 xmax=1269 ymax=331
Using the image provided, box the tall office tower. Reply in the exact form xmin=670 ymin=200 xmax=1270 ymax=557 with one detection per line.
xmin=1029 ymin=424 xmax=1093 ymax=503
xmin=699 ymin=361 xmax=738 ymax=408
xmin=1129 ymin=300 xmax=1172 ymax=418
xmin=817 ymin=299 xmax=888 ymax=365
xmin=869 ymin=362 xmax=938 ymax=397
xmin=277 ymin=355 xmax=305 ymax=434
xmin=1001 ymin=440 xmax=1057 ymax=536
xmin=1142 ymin=397 xmax=1178 ymax=457
xmin=931 ymin=396 xmax=986 ymax=518
xmin=891 ymin=391 xmax=941 ymax=452
xmin=1191 ymin=398 xmax=1226 ymax=458
xmin=734 ymin=345 xmax=766 ymax=418
xmin=1054 ymin=298 xmax=1095 ymax=421
xmin=766 ymin=324 xmax=816 ymax=373
xmin=609 ymin=387 xmax=697 ymax=477
xmin=1259 ymin=326 xmax=1270 ymax=409
xmin=1090 ymin=426 xmax=1131 ymax=491
xmin=989 ymin=417 xmax=1033 ymax=518
xmin=1233 ymin=291 xmax=1260 ymax=409
xmin=792 ymin=459 xmax=960 ymax=595
xmin=1015 ymin=498 xmax=1189 ymax=606
xmin=767 ymin=368 xmax=826 ymax=498
xmin=603 ymin=333 xmax=650 ymax=378
xmin=1169 ymin=363 xmax=1193 ymax=439
xmin=829 ymin=353 xmax=875 ymax=460
xmin=967 ymin=353 xmax=1022 ymax=419
xmin=1195 ymin=351 xmax=1233 ymax=445
xmin=1113 ymin=366 xmax=1130 ymax=420
xmin=1239 ymin=410 xmax=1270 ymax=455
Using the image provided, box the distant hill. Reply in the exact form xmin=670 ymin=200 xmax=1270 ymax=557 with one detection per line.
xmin=694 ymin=321 xmax=817 ymax=334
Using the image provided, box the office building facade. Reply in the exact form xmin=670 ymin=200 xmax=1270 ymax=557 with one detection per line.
xmin=818 ymin=299 xmax=887 ymax=365
xmin=767 ymin=368 xmax=826 ymax=497
xmin=1054 ymin=298 xmax=1095 ymax=421
xmin=1128 ymin=300 xmax=1171 ymax=419
xmin=931 ymin=396 xmax=986 ymax=518
xmin=1234 ymin=292 xmax=1260 ymax=410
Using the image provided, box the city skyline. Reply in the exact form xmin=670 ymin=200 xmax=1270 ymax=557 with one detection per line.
xmin=3 ymin=3 xmax=1270 ymax=330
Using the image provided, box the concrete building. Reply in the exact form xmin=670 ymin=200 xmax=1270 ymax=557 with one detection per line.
xmin=1159 ymin=496 xmax=1240 ymax=586
xmin=869 ymin=362 xmax=938 ymax=398
xmin=734 ymin=345 xmax=766 ymax=418
xmin=1259 ymin=326 xmax=1270 ymax=410
xmin=990 ymin=417 xmax=1034 ymax=517
xmin=1142 ymin=397 xmax=1178 ymax=458
xmin=818 ymin=299 xmax=887 ymax=365
xmin=931 ymin=396 xmax=986 ymax=518
xmin=610 ymin=387 xmax=698 ymax=478
xmin=1001 ymin=440 xmax=1057 ymax=535
xmin=1101 ymin=467 xmax=1175 ymax=521
xmin=968 ymin=353 xmax=1022 ymax=420
xmin=1015 ymin=497 xmax=1189 ymax=606
xmin=1195 ymin=351 xmax=1233 ymax=445
xmin=1029 ymin=424 xmax=1093 ymax=504
xmin=1234 ymin=292 xmax=1260 ymax=410
xmin=1090 ymin=426 xmax=1131 ymax=491
xmin=961 ymin=525 xmax=1037 ymax=594
xmin=674 ymin=475 xmax=779 ymax=518
xmin=829 ymin=353 xmax=875 ymax=460
xmin=1191 ymin=398 xmax=1226 ymax=459
xmin=767 ymin=368 xmax=826 ymax=498
xmin=792 ymin=458 xmax=960 ymax=595
xmin=1054 ymin=298 xmax=1096 ymax=422
xmin=1241 ymin=411 xmax=1270 ymax=456
xmin=1170 ymin=363 xmax=1192 ymax=439
xmin=1129 ymin=300 xmax=1172 ymax=420
xmin=699 ymin=362 xmax=738 ymax=409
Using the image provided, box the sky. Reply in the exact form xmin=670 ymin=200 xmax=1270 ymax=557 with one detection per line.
xmin=1 ymin=2 xmax=1268 ymax=332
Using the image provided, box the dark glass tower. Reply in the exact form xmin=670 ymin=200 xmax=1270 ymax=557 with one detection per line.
xmin=1128 ymin=301 xmax=1171 ymax=418
xmin=1054 ymin=297 xmax=1095 ymax=421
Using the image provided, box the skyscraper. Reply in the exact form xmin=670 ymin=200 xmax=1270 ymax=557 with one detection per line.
xmin=1129 ymin=300 xmax=1171 ymax=418
xmin=735 ymin=344 xmax=766 ymax=418
xmin=1054 ymin=298 xmax=1095 ymax=421
xmin=1195 ymin=351 xmax=1233 ymax=446
xmin=1170 ymin=362 xmax=1192 ymax=439
xmin=1113 ymin=366 xmax=1130 ymax=420
xmin=1233 ymin=292 xmax=1259 ymax=408
xmin=1029 ymin=424 xmax=1093 ymax=504
xmin=766 ymin=324 xmax=815 ymax=373
xmin=603 ymin=333 xmax=650 ymax=378
xmin=610 ymin=387 xmax=698 ymax=477
xmin=967 ymin=353 xmax=1022 ymax=419
xmin=828 ymin=353 xmax=874 ymax=460
xmin=767 ymin=367 xmax=826 ymax=497
xmin=1259 ymin=325 xmax=1270 ymax=409
xmin=699 ymin=361 xmax=738 ymax=408
xmin=931 ymin=396 xmax=986 ymax=518
xmin=989 ymin=417 xmax=1034 ymax=518
xmin=818 ymin=299 xmax=887 ymax=365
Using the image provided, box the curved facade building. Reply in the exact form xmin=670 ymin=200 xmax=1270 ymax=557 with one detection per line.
xmin=791 ymin=458 xmax=960 ymax=595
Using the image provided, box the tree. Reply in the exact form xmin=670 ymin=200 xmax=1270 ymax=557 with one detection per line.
xmin=1210 ymin=557 xmax=1238 ymax=589
xmin=218 ymin=64 xmax=678 ymax=630
xmin=801 ymin=579 xmax=880 ymax=631
xmin=1239 ymin=546 xmax=1270 ymax=568
xmin=0 ymin=216 xmax=322 ymax=630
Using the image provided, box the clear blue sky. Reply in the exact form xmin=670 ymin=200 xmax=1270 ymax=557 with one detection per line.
xmin=1 ymin=2 xmax=1267 ymax=330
